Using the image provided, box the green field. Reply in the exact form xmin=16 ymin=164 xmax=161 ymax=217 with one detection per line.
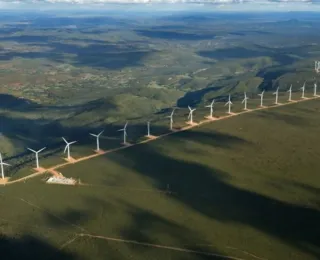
xmin=1 ymin=100 xmax=319 ymax=260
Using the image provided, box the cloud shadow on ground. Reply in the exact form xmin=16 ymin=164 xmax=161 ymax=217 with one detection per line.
xmin=108 ymin=137 xmax=320 ymax=259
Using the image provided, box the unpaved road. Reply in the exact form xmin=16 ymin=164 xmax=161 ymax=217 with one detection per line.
xmin=2 ymin=96 xmax=318 ymax=186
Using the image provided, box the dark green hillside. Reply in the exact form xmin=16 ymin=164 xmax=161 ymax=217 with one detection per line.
xmin=1 ymin=100 xmax=319 ymax=260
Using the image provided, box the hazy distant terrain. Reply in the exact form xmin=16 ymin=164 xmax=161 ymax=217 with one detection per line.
xmin=0 ymin=9 xmax=320 ymax=260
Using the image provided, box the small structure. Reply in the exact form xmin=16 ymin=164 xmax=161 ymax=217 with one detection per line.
xmin=46 ymin=176 xmax=77 ymax=185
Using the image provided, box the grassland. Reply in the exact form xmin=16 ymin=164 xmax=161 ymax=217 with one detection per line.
xmin=1 ymin=99 xmax=319 ymax=260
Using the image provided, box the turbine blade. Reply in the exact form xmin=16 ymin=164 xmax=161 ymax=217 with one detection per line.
xmin=241 ymin=99 xmax=245 ymax=104
xmin=2 ymin=162 xmax=10 ymax=166
xmin=62 ymin=137 xmax=67 ymax=143
xmin=98 ymin=130 xmax=104 ymax=136
xmin=38 ymin=147 xmax=46 ymax=153
xmin=27 ymin=148 xmax=36 ymax=153
xmin=69 ymin=141 xmax=77 ymax=145
xmin=89 ymin=133 xmax=97 ymax=137
xmin=117 ymin=128 xmax=124 ymax=132
xmin=63 ymin=145 xmax=68 ymax=153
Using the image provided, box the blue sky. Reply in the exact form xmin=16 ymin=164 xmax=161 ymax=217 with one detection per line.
xmin=0 ymin=0 xmax=320 ymax=11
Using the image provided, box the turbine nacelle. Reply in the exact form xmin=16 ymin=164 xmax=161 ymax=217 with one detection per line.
xmin=89 ymin=130 xmax=104 ymax=138
xmin=62 ymin=137 xmax=77 ymax=154
xmin=258 ymin=90 xmax=265 ymax=97
xmin=205 ymin=99 xmax=215 ymax=108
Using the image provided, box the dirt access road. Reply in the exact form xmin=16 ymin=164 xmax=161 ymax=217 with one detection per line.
xmin=2 ymin=96 xmax=319 ymax=186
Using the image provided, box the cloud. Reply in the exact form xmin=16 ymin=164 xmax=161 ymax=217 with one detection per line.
xmin=0 ymin=0 xmax=319 ymax=7
xmin=0 ymin=0 xmax=318 ymax=3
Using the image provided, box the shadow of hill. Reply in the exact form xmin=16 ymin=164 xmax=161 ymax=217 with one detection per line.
xmin=198 ymin=46 xmax=297 ymax=73
xmin=177 ymin=86 xmax=223 ymax=108
xmin=42 ymin=195 xmax=240 ymax=259
xmin=109 ymin=137 xmax=320 ymax=259
xmin=197 ymin=47 xmax=270 ymax=60
xmin=116 ymin=200 xmax=237 ymax=260
xmin=0 ymin=94 xmax=41 ymax=110
xmin=256 ymin=110 xmax=311 ymax=127
xmin=0 ymin=93 xmax=118 ymax=113
xmin=256 ymin=67 xmax=293 ymax=91
xmin=0 ymin=234 xmax=76 ymax=260
xmin=135 ymin=29 xmax=216 ymax=41
xmin=0 ymin=37 xmax=152 ymax=70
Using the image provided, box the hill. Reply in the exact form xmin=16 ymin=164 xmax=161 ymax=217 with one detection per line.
xmin=1 ymin=99 xmax=319 ymax=260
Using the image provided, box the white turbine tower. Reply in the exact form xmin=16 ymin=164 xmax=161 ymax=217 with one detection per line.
xmin=146 ymin=121 xmax=151 ymax=137
xmin=118 ymin=122 xmax=128 ymax=145
xmin=301 ymin=82 xmax=306 ymax=99
xmin=314 ymin=82 xmax=318 ymax=97
xmin=225 ymin=94 xmax=233 ymax=114
xmin=89 ymin=130 xmax=104 ymax=152
xmin=62 ymin=137 xmax=77 ymax=160
xmin=258 ymin=90 xmax=265 ymax=107
xmin=0 ymin=153 xmax=10 ymax=180
xmin=187 ymin=106 xmax=196 ymax=125
xmin=205 ymin=99 xmax=215 ymax=119
xmin=287 ymin=84 xmax=293 ymax=102
xmin=273 ymin=87 xmax=279 ymax=105
xmin=242 ymin=92 xmax=249 ymax=110
xmin=167 ymin=108 xmax=176 ymax=130
xmin=27 ymin=147 xmax=46 ymax=169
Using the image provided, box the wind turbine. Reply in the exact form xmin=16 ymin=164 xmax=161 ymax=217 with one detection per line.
xmin=0 ymin=153 xmax=10 ymax=180
xmin=205 ymin=99 xmax=215 ymax=119
xmin=314 ymin=82 xmax=318 ymax=97
xmin=27 ymin=147 xmax=46 ymax=169
xmin=287 ymin=84 xmax=293 ymax=102
xmin=187 ymin=106 xmax=196 ymax=125
xmin=224 ymin=94 xmax=233 ymax=114
xmin=258 ymin=90 xmax=265 ymax=107
xmin=242 ymin=92 xmax=249 ymax=110
xmin=167 ymin=108 xmax=176 ymax=131
xmin=62 ymin=137 xmax=77 ymax=160
xmin=300 ymin=82 xmax=306 ymax=99
xmin=118 ymin=122 xmax=128 ymax=145
xmin=89 ymin=130 xmax=104 ymax=152
xmin=273 ymin=87 xmax=280 ymax=105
